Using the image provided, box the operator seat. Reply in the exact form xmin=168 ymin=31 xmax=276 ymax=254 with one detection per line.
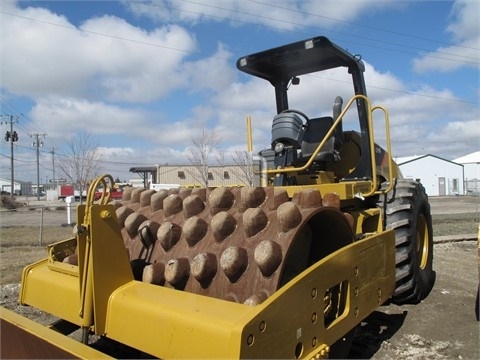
xmin=299 ymin=116 xmax=336 ymax=164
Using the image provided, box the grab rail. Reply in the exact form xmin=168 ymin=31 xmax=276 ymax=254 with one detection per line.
xmin=263 ymin=94 xmax=394 ymax=197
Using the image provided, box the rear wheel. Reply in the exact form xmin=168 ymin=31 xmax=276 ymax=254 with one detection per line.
xmin=378 ymin=179 xmax=435 ymax=304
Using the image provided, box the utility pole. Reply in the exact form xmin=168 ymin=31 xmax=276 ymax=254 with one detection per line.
xmin=50 ymin=147 xmax=56 ymax=191
xmin=1 ymin=115 xmax=20 ymax=197
xmin=31 ymin=133 xmax=46 ymax=200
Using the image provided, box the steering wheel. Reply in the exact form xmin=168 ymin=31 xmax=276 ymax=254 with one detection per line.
xmin=280 ymin=109 xmax=310 ymax=130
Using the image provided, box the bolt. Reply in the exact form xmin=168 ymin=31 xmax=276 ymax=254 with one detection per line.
xmin=259 ymin=321 xmax=266 ymax=332
xmin=100 ymin=210 xmax=111 ymax=219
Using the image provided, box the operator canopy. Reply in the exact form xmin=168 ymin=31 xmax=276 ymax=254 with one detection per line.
xmin=236 ymin=36 xmax=365 ymax=85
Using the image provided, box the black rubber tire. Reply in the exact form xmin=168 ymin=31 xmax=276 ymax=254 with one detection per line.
xmin=378 ymin=179 xmax=435 ymax=304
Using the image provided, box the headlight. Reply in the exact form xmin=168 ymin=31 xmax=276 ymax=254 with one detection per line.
xmin=274 ymin=142 xmax=285 ymax=153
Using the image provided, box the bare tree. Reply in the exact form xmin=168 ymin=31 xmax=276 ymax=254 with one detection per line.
xmin=187 ymin=128 xmax=221 ymax=187
xmin=231 ymin=151 xmax=255 ymax=186
xmin=57 ymin=130 xmax=105 ymax=202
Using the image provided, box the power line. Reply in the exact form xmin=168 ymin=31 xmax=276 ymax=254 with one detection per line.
xmin=160 ymin=0 xmax=479 ymax=63
xmin=245 ymin=0 xmax=480 ymax=51
xmin=2 ymin=5 xmax=478 ymax=66
xmin=16 ymin=121 xmax=48 ymax=138
xmin=0 ymin=96 xmax=50 ymax=138
xmin=0 ymin=153 xmax=36 ymax=163
xmin=0 ymin=10 xmax=217 ymax=59
xmin=306 ymin=74 xmax=478 ymax=105
xmin=0 ymin=95 xmax=24 ymax=116
xmin=0 ymin=5 xmax=477 ymax=106
xmin=1 ymin=8 xmax=477 ymax=106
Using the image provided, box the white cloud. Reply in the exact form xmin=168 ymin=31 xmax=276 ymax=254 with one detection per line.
xmin=1 ymin=4 xmax=197 ymax=101
xmin=80 ymin=20 xmax=196 ymax=102
xmin=2 ymin=4 xmax=89 ymax=96
xmin=363 ymin=63 xmax=406 ymax=99
xmin=447 ymin=0 xmax=480 ymax=42
xmin=429 ymin=119 xmax=480 ymax=142
xmin=412 ymin=0 xmax=480 ymax=73
xmin=98 ymin=146 xmax=135 ymax=158
xmin=381 ymin=86 xmax=463 ymax=125
xmin=28 ymin=97 xmax=152 ymax=139
xmin=299 ymin=0 xmax=402 ymax=29
xmin=364 ymin=81 xmax=477 ymax=159
xmin=183 ymin=42 xmax=235 ymax=92
xmin=125 ymin=0 xmax=401 ymax=31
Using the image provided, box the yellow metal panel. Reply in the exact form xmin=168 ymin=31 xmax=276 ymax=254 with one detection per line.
xmin=239 ymin=230 xmax=396 ymax=359
xmin=20 ymin=259 xmax=84 ymax=326
xmin=352 ymin=208 xmax=382 ymax=234
xmin=90 ymin=205 xmax=134 ymax=335
xmin=283 ymin=181 xmax=373 ymax=200
xmin=105 ymin=282 xmax=253 ymax=358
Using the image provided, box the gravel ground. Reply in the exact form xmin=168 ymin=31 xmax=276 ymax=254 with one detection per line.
xmin=355 ymin=240 xmax=479 ymax=360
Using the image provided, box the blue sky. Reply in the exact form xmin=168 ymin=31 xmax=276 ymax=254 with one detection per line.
xmin=1 ymin=0 xmax=479 ymax=184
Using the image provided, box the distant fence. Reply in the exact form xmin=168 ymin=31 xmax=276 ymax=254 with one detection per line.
xmin=465 ymin=179 xmax=480 ymax=196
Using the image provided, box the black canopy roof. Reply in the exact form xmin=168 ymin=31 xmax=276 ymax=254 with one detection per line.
xmin=236 ymin=36 xmax=364 ymax=84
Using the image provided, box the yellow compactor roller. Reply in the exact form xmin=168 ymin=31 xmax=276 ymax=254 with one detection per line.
xmin=0 ymin=36 xmax=435 ymax=359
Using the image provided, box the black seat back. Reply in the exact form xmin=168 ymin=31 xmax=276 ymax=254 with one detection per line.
xmin=300 ymin=116 xmax=335 ymax=162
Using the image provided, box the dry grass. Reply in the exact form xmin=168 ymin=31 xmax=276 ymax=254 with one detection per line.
xmin=0 ymin=226 xmax=74 ymax=285
xmin=0 ymin=226 xmax=74 ymax=247
xmin=432 ymin=213 xmax=479 ymax=236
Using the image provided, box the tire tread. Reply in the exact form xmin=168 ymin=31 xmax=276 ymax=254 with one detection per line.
xmin=378 ymin=179 xmax=435 ymax=304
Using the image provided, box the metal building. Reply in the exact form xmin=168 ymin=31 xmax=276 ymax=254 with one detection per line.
xmin=396 ymin=155 xmax=464 ymax=196
xmin=0 ymin=178 xmax=32 ymax=195
xmin=454 ymin=151 xmax=480 ymax=195
xmin=154 ymin=164 xmax=254 ymax=188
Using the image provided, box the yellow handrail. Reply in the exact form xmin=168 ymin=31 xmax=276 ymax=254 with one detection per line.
xmin=371 ymin=105 xmax=394 ymax=195
xmin=265 ymin=94 xmax=362 ymax=175
xmin=262 ymin=94 xmax=394 ymax=197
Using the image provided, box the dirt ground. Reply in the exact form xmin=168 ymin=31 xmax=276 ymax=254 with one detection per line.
xmin=353 ymin=241 xmax=478 ymax=359
xmin=0 ymin=195 xmax=479 ymax=359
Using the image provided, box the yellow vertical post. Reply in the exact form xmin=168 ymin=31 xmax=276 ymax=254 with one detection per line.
xmin=246 ymin=115 xmax=253 ymax=152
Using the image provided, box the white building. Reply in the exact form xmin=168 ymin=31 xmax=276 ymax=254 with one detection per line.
xmin=454 ymin=151 xmax=480 ymax=195
xmin=155 ymin=164 xmax=255 ymax=188
xmin=0 ymin=178 xmax=32 ymax=195
xmin=396 ymin=155 xmax=464 ymax=196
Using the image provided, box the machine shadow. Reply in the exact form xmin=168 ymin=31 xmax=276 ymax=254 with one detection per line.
xmin=348 ymin=309 xmax=408 ymax=359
